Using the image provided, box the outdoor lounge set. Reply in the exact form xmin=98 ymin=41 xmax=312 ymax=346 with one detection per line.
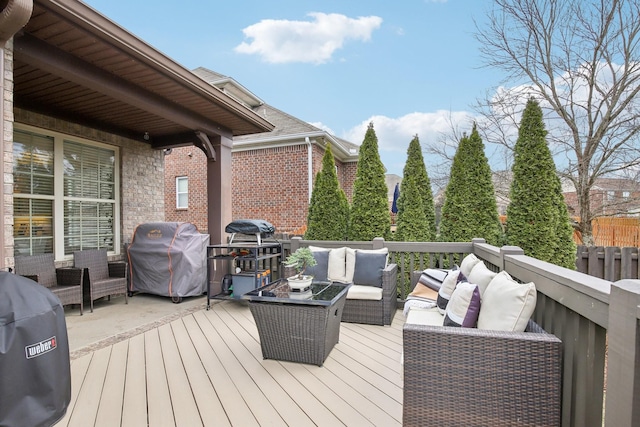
xmin=14 ymin=249 xmax=127 ymax=313
xmin=403 ymin=253 xmax=563 ymax=427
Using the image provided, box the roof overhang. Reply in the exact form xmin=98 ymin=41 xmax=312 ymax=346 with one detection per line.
xmin=13 ymin=0 xmax=274 ymax=147
xmin=233 ymin=131 xmax=359 ymax=162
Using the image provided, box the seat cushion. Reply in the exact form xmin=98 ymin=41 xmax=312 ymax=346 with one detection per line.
xmin=405 ymin=306 xmax=443 ymax=326
xmin=346 ymin=284 xmax=383 ymax=300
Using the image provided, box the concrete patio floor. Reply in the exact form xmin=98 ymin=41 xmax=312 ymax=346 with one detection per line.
xmin=64 ymin=293 xmax=209 ymax=358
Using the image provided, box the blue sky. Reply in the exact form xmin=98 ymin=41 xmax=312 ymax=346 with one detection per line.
xmin=83 ymin=0 xmax=503 ymax=176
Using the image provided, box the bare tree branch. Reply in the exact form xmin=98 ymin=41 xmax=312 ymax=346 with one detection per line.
xmin=474 ymin=0 xmax=640 ymax=245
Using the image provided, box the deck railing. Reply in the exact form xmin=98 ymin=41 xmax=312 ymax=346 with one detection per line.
xmin=282 ymin=236 xmax=640 ymax=427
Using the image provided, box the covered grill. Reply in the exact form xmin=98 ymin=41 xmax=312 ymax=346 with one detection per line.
xmin=127 ymin=222 xmax=209 ymax=303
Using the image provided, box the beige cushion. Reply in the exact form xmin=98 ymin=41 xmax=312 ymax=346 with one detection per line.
xmin=345 ymin=247 xmax=356 ymax=283
xmin=436 ymin=269 xmax=463 ymax=314
xmin=328 ymin=247 xmax=347 ymax=283
xmin=477 ymin=271 xmax=537 ymax=332
xmin=405 ymin=306 xmax=443 ymax=326
xmin=346 ymin=284 xmax=383 ymax=300
xmin=467 ymin=261 xmax=497 ymax=296
xmin=460 ymin=253 xmax=482 ymax=277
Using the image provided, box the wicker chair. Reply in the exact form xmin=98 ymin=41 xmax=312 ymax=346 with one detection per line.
xmin=14 ymin=253 xmax=84 ymax=315
xmin=73 ymin=249 xmax=127 ymax=312
xmin=341 ymin=263 xmax=398 ymax=326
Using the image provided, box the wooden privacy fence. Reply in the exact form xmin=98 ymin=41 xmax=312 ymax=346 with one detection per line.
xmin=576 ymin=245 xmax=640 ymax=280
xmin=575 ymin=217 xmax=640 ymax=247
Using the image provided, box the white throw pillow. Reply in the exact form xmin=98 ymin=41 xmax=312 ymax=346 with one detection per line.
xmin=345 ymin=247 xmax=356 ymax=283
xmin=460 ymin=253 xmax=482 ymax=277
xmin=477 ymin=271 xmax=537 ymax=332
xmin=467 ymin=262 xmax=497 ymax=296
xmin=328 ymin=247 xmax=348 ymax=283
xmin=436 ymin=269 xmax=463 ymax=314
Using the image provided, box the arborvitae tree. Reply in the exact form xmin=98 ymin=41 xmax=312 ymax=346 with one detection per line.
xmin=395 ymin=135 xmax=436 ymax=242
xmin=349 ymin=122 xmax=391 ymax=241
xmin=305 ymin=143 xmax=349 ymax=240
xmin=439 ymin=124 xmax=502 ymax=245
xmin=506 ymin=98 xmax=576 ymax=268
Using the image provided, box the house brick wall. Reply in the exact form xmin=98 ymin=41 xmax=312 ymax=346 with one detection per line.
xmin=163 ymin=143 xmax=358 ymax=236
xmin=13 ymin=109 xmax=164 ymax=253
xmin=233 ymin=144 xmax=311 ymax=234
xmin=164 ymin=146 xmax=209 ymax=232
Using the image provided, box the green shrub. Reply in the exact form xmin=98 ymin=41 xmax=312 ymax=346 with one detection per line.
xmin=349 ymin=123 xmax=391 ymax=241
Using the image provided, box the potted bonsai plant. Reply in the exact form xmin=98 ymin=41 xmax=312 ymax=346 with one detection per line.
xmin=284 ymin=247 xmax=317 ymax=290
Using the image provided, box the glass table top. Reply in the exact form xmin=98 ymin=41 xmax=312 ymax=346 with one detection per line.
xmin=243 ymin=280 xmax=350 ymax=306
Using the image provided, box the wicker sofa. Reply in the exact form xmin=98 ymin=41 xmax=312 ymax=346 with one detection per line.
xmin=402 ymin=269 xmax=563 ymax=426
xmin=284 ymin=245 xmax=397 ymax=326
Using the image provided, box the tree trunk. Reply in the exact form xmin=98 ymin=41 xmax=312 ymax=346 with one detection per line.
xmin=577 ymin=183 xmax=594 ymax=246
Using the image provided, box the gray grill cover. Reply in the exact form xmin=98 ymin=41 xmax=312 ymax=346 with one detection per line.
xmin=0 ymin=272 xmax=71 ymax=427
xmin=127 ymin=222 xmax=209 ymax=298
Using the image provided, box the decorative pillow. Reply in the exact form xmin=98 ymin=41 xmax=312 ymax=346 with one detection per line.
xmin=460 ymin=253 xmax=482 ymax=277
xmin=344 ymin=247 xmax=356 ymax=283
xmin=443 ymin=282 xmax=481 ymax=327
xmin=436 ymin=269 xmax=464 ymax=314
xmin=352 ymin=249 xmax=388 ymax=287
xmin=477 ymin=271 xmax=537 ymax=332
xmin=466 ymin=261 xmax=497 ymax=296
xmin=327 ymin=247 xmax=347 ymax=283
xmin=305 ymin=249 xmax=329 ymax=282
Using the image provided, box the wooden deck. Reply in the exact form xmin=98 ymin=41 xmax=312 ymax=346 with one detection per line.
xmin=58 ymin=301 xmax=404 ymax=427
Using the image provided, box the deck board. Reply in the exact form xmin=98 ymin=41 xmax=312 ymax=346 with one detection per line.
xmin=121 ymin=333 xmax=147 ymax=427
xmin=145 ymin=328 xmax=176 ymax=427
xmin=94 ymin=340 xmax=128 ymax=427
xmin=65 ymin=301 xmax=404 ymax=426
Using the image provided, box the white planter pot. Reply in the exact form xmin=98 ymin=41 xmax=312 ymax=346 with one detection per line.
xmin=287 ymin=275 xmax=313 ymax=291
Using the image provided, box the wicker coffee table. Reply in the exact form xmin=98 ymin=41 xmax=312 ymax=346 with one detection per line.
xmin=243 ymin=280 xmax=351 ymax=366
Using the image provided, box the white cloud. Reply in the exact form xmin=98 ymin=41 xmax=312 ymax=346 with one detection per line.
xmin=342 ymin=110 xmax=476 ymax=176
xmin=308 ymin=121 xmax=335 ymax=134
xmin=343 ymin=110 xmax=475 ymax=151
xmin=235 ymin=13 xmax=383 ymax=64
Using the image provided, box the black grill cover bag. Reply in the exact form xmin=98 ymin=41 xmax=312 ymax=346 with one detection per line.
xmin=224 ymin=219 xmax=275 ymax=237
xmin=0 ymin=272 xmax=71 ymax=427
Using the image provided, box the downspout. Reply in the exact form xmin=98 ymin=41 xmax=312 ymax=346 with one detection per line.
xmin=305 ymin=137 xmax=312 ymax=203
xmin=0 ymin=0 xmax=33 ymax=268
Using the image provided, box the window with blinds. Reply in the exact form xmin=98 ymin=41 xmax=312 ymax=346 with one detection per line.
xmin=13 ymin=131 xmax=54 ymax=256
xmin=63 ymin=141 xmax=116 ymax=254
xmin=13 ymin=127 xmax=119 ymax=258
